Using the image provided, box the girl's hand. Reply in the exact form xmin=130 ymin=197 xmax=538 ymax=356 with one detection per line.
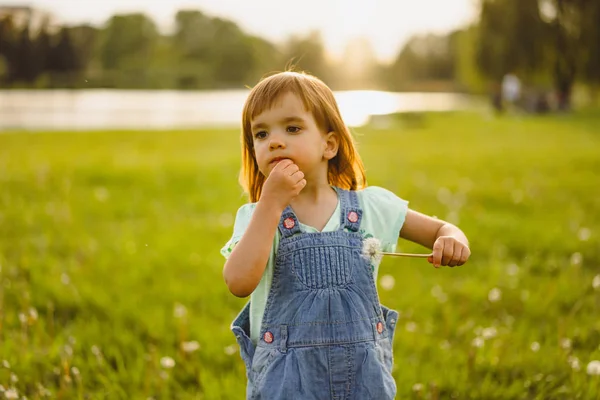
xmin=427 ymin=236 xmax=470 ymax=268
xmin=260 ymin=159 xmax=306 ymax=211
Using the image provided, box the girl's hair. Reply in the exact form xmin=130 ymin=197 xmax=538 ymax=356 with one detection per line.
xmin=239 ymin=71 xmax=367 ymax=202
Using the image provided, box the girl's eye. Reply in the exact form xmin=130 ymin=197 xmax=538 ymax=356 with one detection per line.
xmin=254 ymin=131 xmax=267 ymax=139
xmin=287 ymin=126 xmax=301 ymax=133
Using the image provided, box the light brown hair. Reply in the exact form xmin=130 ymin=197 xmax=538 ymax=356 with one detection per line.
xmin=239 ymin=71 xmax=367 ymax=202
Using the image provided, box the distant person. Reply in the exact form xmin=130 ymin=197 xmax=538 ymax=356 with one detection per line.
xmin=220 ymin=70 xmax=471 ymax=399
xmin=502 ymin=73 xmax=521 ymax=110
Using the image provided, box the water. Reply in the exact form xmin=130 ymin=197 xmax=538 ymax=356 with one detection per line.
xmin=0 ymin=89 xmax=479 ymax=131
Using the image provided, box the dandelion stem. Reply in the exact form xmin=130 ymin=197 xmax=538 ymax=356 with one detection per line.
xmin=380 ymin=252 xmax=432 ymax=258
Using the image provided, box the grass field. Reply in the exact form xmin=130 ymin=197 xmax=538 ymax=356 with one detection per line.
xmin=1 ymin=111 xmax=599 ymax=399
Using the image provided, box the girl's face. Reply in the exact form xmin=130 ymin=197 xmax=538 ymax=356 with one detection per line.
xmin=250 ymin=92 xmax=336 ymax=180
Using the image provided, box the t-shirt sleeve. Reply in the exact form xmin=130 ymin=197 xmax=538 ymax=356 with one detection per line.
xmin=360 ymin=186 xmax=409 ymax=252
xmin=220 ymin=203 xmax=256 ymax=259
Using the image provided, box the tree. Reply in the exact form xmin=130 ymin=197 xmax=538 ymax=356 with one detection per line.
xmin=100 ymin=14 xmax=158 ymax=71
xmin=0 ymin=15 xmax=18 ymax=84
xmin=476 ymin=0 xmax=548 ymax=82
xmin=282 ymin=31 xmax=330 ymax=84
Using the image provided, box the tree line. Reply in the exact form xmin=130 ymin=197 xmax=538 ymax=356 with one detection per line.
xmin=0 ymin=1 xmax=598 ymax=108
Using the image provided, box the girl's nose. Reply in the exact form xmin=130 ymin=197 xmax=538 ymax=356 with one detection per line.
xmin=269 ymin=134 xmax=285 ymax=150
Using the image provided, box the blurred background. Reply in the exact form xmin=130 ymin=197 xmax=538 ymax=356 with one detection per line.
xmin=0 ymin=1 xmax=599 ymax=399
xmin=0 ymin=0 xmax=598 ymax=129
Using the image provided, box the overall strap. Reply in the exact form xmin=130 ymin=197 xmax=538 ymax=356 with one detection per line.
xmin=338 ymin=188 xmax=363 ymax=232
xmin=278 ymin=206 xmax=302 ymax=238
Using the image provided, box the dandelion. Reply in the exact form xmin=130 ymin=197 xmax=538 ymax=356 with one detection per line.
xmin=405 ymin=322 xmax=417 ymax=332
xmin=174 ymin=303 xmax=187 ymax=319
xmin=570 ymin=252 xmax=582 ymax=266
xmin=560 ymin=338 xmax=572 ymax=350
xmin=472 ymin=337 xmax=484 ymax=348
xmin=587 ymin=360 xmax=600 ymax=376
xmin=592 ymin=275 xmax=600 ymax=291
xmin=361 ymin=238 xmax=383 ymax=265
xmin=71 ymin=367 xmax=80 ymax=377
xmin=531 ymin=342 xmax=540 ymax=352
xmin=181 ymin=341 xmax=200 ymax=353
xmin=361 ymin=237 xmax=431 ymax=263
xmin=507 ymin=263 xmax=519 ymax=276
xmin=63 ymin=345 xmax=73 ymax=357
xmin=4 ymin=388 xmax=18 ymax=399
xmin=224 ymin=345 xmax=237 ymax=356
xmin=577 ymin=228 xmax=591 ymax=241
xmin=379 ymin=275 xmax=395 ymax=291
xmin=431 ymin=285 xmax=448 ymax=303
xmin=160 ymin=356 xmax=175 ymax=369
xmin=568 ymin=356 xmax=580 ymax=371
xmin=10 ymin=373 xmax=17 ymax=383
xmin=2 ymin=360 xmax=10 ymax=369
xmin=488 ymin=288 xmax=502 ymax=302
xmin=482 ymin=327 xmax=497 ymax=340
xmin=412 ymin=383 xmax=424 ymax=392
xmin=18 ymin=313 xmax=27 ymax=324
xmin=29 ymin=307 xmax=38 ymax=321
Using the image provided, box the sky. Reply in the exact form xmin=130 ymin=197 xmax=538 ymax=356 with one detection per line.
xmin=2 ymin=0 xmax=479 ymax=62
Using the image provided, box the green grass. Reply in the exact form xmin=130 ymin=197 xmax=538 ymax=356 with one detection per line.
xmin=1 ymin=111 xmax=599 ymax=399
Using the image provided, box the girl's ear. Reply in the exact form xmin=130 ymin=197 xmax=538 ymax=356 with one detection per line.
xmin=323 ymin=131 xmax=339 ymax=160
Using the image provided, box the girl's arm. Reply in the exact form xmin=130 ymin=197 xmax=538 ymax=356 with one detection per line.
xmin=399 ymin=209 xmax=470 ymax=268
xmin=223 ymin=199 xmax=282 ymax=297
xmin=223 ymin=159 xmax=306 ymax=297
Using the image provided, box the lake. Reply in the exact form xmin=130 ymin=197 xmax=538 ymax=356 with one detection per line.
xmin=0 ymin=89 xmax=480 ymax=131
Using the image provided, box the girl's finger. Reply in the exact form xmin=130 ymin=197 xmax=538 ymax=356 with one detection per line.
xmin=449 ymin=245 xmax=463 ymax=267
xmin=441 ymin=239 xmax=454 ymax=266
xmin=432 ymin=240 xmax=444 ymax=267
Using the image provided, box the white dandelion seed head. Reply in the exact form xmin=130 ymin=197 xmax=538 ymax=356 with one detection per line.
xmin=592 ymin=275 xmax=600 ymax=291
xmin=577 ymin=227 xmax=591 ymax=241
xmin=530 ymin=342 xmax=540 ymax=352
xmin=587 ymin=360 xmax=600 ymax=376
xmin=71 ymin=367 xmax=80 ymax=376
xmin=160 ymin=356 xmax=175 ymax=369
xmin=570 ymin=252 xmax=582 ymax=266
xmin=472 ymin=337 xmax=485 ymax=348
xmin=482 ymin=327 xmax=497 ymax=340
xmin=181 ymin=341 xmax=200 ymax=353
xmin=361 ymin=238 xmax=383 ymax=264
xmin=2 ymin=360 xmax=10 ymax=369
xmin=173 ymin=303 xmax=187 ymax=319
xmin=488 ymin=288 xmax=502 ymax=303
xmin=412 ymin=383 xmax=424 ymax=392
xmin=568 ymin=356 xmax=581 ymax=371
xmin=560 ymin=338 xmax=572 ymax=350
xmin=379 ymin=275 xmax=395 ymax=291
xmin=4 ymin=388 xmax=18 ymax=399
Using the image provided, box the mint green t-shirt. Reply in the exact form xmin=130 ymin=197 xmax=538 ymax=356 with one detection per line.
xmin=221 ymin=186 xmax=409 ymax=344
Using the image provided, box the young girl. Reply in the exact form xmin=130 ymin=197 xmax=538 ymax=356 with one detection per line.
xmin=221 ymin=71 xmax=470 ymax=399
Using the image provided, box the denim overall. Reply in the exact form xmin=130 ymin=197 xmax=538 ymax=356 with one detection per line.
xmin=232 ymin=188 xmax=399 ymax=399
